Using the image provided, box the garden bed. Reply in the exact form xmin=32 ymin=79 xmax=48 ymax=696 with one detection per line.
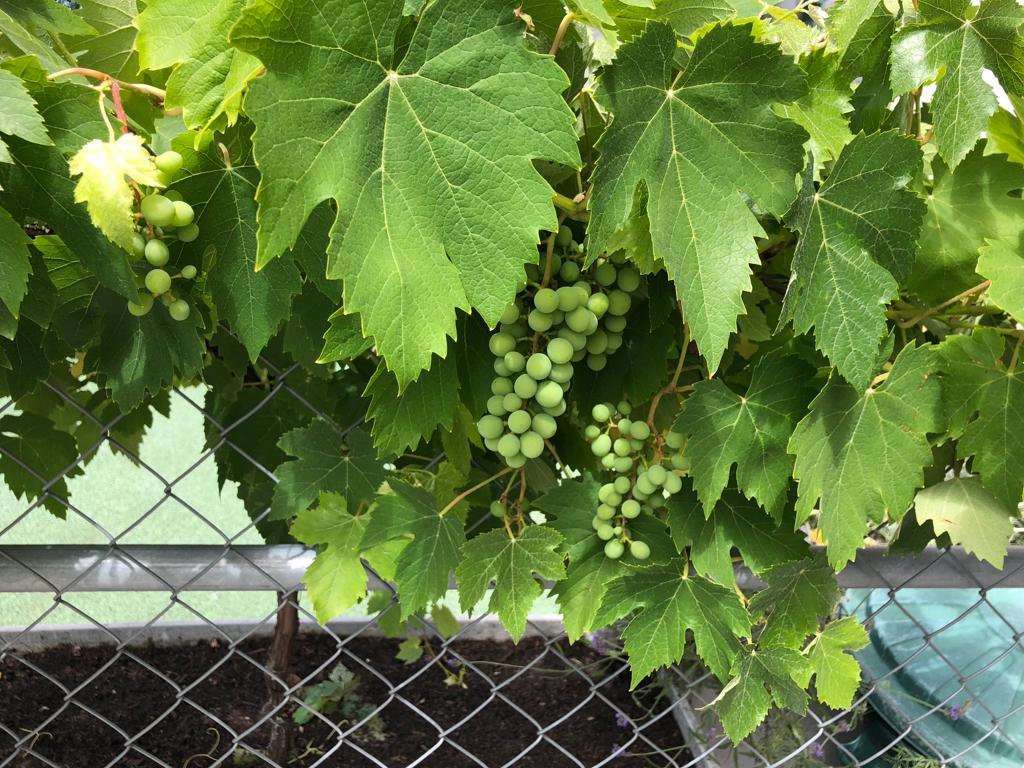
xmin=1 ymin=632 xmax=688 ymax=767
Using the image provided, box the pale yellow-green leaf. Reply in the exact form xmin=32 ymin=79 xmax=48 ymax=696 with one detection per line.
xmin=915 ymin=477 xmax=1015 ymax=568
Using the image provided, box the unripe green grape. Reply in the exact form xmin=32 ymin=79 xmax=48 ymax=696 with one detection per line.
xmin=613 ymin=476 xmax=631 ymax=495
xmin=127 ymin=292 xmax=154 ymax=317
xmin=592 ymin=403 xmax=612 ymax=422
xmin=144 ymin=268 xmax=171 ymax=295
xmin=520 ymin=430 xmax=544 ymax=459
xmin=506 ymin=453 xmax=527 ymax=468
xmin=177 ymin=223 xmax=200 ymax=243
xmin=598 ymin=483 xmax=615 ymax=503
xmin=612 ymin=456 xmax=633 ymax=474
xmin=551 ymin=253 xmax=563 ymax=273
xmin=573 ymin=280 xmax=592 ymax=297
xmin=603 ymin=315 xmax=627 ymax=333
xmin=616 ymin=266 xmax=641 ymax=292
xmin=666 ymin=431 xmax=686 ymax=449
xmin=535 ymin=380 xmax=563 ymax=409
xmin=571 ymin=349 xmax=586 ymax=363
xmin=490 ymin=500 xmax=506 ymax=519
xmin=168 ymin=299 xmax=191 ymax=321
xmin=491 ymin=377 xmax=513 ymax=396
xmin=629 ymin=439 xmax=644 ymax=452
xmin=613 ymin=438 xmax=631 ymax=457
xmin=494 ymin=359 xmax=511 ymax=377
xmin=556 ymin=224 xmax=573 ymax=248
xmin=181 ymin=265 xmax=197 ymax=279
xmin=610 ymin=250 xmax=627 ymax=264
xmin=591 ymin=433 xmax=612 ymax=457
xmin=664 ymin=473 xmax=683 ymax=495
xmin=647 ymin=464 xmax=667 ymax=486
xmin=584 ymin=312 xmax=599 ymax=336
xmin=574 ymin=287 xmax=590 ymax=309
xmin=130 ymin=232 xmax=147 ymax=259
xmin=143 ymin=239 xmax=168 ymax=268
xmin=584 ymin=424 xmax=600 ymax=440
xmin=501 ymin=393 xmax=523 ymax=412
xmin=514 ymin=374 xmax=538 ymax=399
xmin=597 ymin=524 xmax=615 ymax=541
xmin=606 ymin=491 xmax=622 ymax=507
xmin=507 ymin=409 xmax=532 ymax=434
xmin=559 ymin=381 xmax=571 ymax=393
xmin=550 ymin=309 xmax=565 ymax=325
xmin=484 ymin=437 xmax=500 ymax=451
xmin=632 ymin=487 xmax=649 ymax=502
xmin=636 ymin=475 xmax=656 ymax=496
xmin=671 ymin=453 xmax=688 ymax=470
xmin=486 ymin=395 xmax=507 ymax=416
xmin=618 ymin=418 xmax=633 ymax=434
xmin=544 ymin=400 xmax=567 ymax=417
xmin=477 ymin=415 xmax=504 ymax=440
xmin=164 ymin=189 xmax=183 ymax=202
xmin=553 ymin=285 xmax=577 ymax=313
xmin=597 ymin=501 xmax=616 ymax=520
xmin=612 ymin=526 xmax=623 ymax=536
xmin=500 ymin=303 xmax=521 ymax=325
xmin=548 ymin=363 xmax=573 ymax=384
xmin=504 ymin=350 xmax=526 ymax=372
xmin=141 ymin=194 xmax=176 ymax=227
xmin=586 ymin=329 xmax=608 ymax=355
xmin=648 ymin=493 xmax=666 ymax=509
xmin=532 ymin=413 xmax=557 ymax=439
xmin=559 ymin=261 xmax=580 ymax=282
xmin=534 ymin=288 xmax=559 ymax=313
xmin=489 ymin=332 xmax=516 ymax=357
xmin=621 ymin=499 xmax=641 ymax=519
xmin=595 ymin=262 xmax=617 ymax=286
xmin=608 ymin=290 xmax=632 ymax=316
xmin=586 ymin=354 xmax=607 ymax=371
xmin=587 ymin=292 xmax=609 ymax=317
xmin=629 ymin=540 xmax=650 ymax=560
xmin=565 ymin=307 xmax=593 ymax=334
xmin=601 ymin=453 xmax=616 ymax=468
xmin=558 ymin=328 xmax=587 ymax=352
xmin=528 ymin=309 xmax=553 ymax=333
xmin=547 ymin=337 xmax=573 ymax=365
xmin=604 ymin=540 xmax=625 ymax=559
xmin=606 ymin=333 xmax=623 ymax=353
xmin=526 ymin=353 xmax=552 ymax=380
xmin=630 ymin=421 xmax=651 ymax=441
xmin=497 ymin=433 xmax=521 ymax=458
xmin=155 ymin=150 xmax=183 ymax=175
xmin=592 ymin=516 xmax=605 ymax=530
xmin=171 ymin=200 xmax=194 ymax=227
xmin=617 ymin=401 xmax=632 ymax=416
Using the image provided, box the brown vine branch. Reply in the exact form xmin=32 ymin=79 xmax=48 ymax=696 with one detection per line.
xmin=440 ymin=466 xmax=513 ymax=516
xmin=647 ymin=320 xmax=690 ymax=430
xmin=49 ymin=67 xmax=169 ymax=103
xmin=894 ymin=280 xmax=992 ymax=328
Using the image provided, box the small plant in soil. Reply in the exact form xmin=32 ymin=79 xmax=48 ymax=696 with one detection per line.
xmin=293 ymin=663 xmax=387 ymax=742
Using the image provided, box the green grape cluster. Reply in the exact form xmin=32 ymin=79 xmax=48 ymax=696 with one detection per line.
xmin=585 ymin=401 xmax=684 ymax=560
xmin=125 ymin=150 xmax=199 ymax=322
xmin=476 ymin=226 xmax=639 ymax=468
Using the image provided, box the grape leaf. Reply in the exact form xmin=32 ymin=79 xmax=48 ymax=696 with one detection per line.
xmin=360 ymin=480 xmax=465 ymax=618
xmin=534 ymin=474 xmax=602 ymax=563
xmin=676 ymin=352 xmax=815 ymax=517
xmin=909 ymin=149 xmax=1024 ymax=303
xmin=135 ymin=0 xmax=261 ymax=134
xmin=270 ymin=421 xmax=387 ymax=521
xmin=0 ymin=412 xmax=82 ymax=517
xmin=230 ymin=0 xmax=579 ymax=385
xmin=713 ymin=644 xmax=811 ymax=742
xmin=363 ymin=353 xmax=459 ymax=457
xmin=775 ymin=50 xmax=853 ymax=166
xmin=978 ymin=238 xmax=1024 ymax=321
xmin=890 ymin=0 xmax=1024 ymax=168
xmin=667 ymin=485 xmax=807 ymax=587
xmin=589 ymin=21 xmax=806 ymax=371
xmin=552 ymin=543 xmax=622 ymax=642
xmin=65 ymin=0 xmax=140 ymax=80
xmin=595 ymin=560 xmax=751 ymax=686
xmin=171 ymin=139 xmax=303 ymax=360
xmin=805 ymin=616 xmax=869 ymax=710
xmin=291 ymin=492 xmax=369 ymax=622
xmin=0 ymin=67 xmax=50 ymax=164
xmin=319 ymin=310 xmax=373 ymax=363
xmin=781 ymin=131 xmax=925 ymax=389
xmin=915 ymin=477 xmax=1015 ymax=569
xmin=988 ymin=109 xmax=1024 ymax=166
xmin=33 ymin=235 xmax=102 ymax=348
xmin=788 ymin=343 xmax=944 ymax=567
xmin=749 ymin=555 xmax=840 ymax=647
xmin=0 ymin=205 xmax=30 ymax=322
xmin=456 ymin=525 xmax=566 ymax=641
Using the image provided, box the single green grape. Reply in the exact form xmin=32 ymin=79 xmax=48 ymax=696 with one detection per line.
xmin=144 ymin=238 xmax=169 ymax=267
xmin=629 ymin=540 xmax=650 ymax=560
xmin=592 ymin=403 xmax=612 ymax=422
xmin=647 ymin=464 xmax=667 ymax=486
xmin=630 ymin=421 xmax=651 ymax=441
xmin=605 ymin=491 xmax=622 ymax=507
xmin=612 ymin=456 xmax=633 ymax=474
xmin=565 ymin=307 xmax=593 ymax=334
xmin=670 ymin=453 xmax=688 ymax=470
xmin=544 ymin=400 xmax=567 ymax=417
xmin=613 ymin=438 xmax=631 ymax=457
xmin=606 ymin=333 xmax=623 ymax=353
xmin=666 ymin=431 xmax=686 ymax=449
xmin=477 ymin=414 xmax=504 ymax=440
xmin=506 ymin=453 xmax=527 ymax=468
xmin=604 ymin=540 xmax=625 ymax=559
xmin=144 ymin=268 xmax=171 ymax=295
xmin=586 ymin=329 xmax=608 ymax=355
xmin=616 ymin=267 xmax=641 ymax=292
xmin=591 ymin=433 xmax=612 ymax=457
xmin=587 ymin=292 xmax=609 ymax=318
xmin=528 ymin=309 xmax=553 ymax=333
xmin=504 ymin=350 xmax=526 ymax=373
xmin=181 ymin=265 xmax=197 ymax=280
xmin=613 ymin=476 xmax=631 ymax=495
xmin=608 ymin=290 xmax=632 ymax=316
xmin=533 ymin=288 xmax=559 ymax=313
xmin=520 ymin=430 xmax=544 ymax=459
xmin=558 ymin=328 xmax=587 ymax=352
xmin=584 ymin=424 xmax=600 ymax=440
xmin=489 ymin=332 xmax=516 ymax=357
xmin=526 ymin=353 xmax=552 ymax=380
xmin=617 ymin=401 xmax=632 ymax=416
xmin=598 ymin=483 xmax=615 ymax=503
xmin=548 ymin=363 xmax=574 ymax=384
xmin=497 ymin=433 xmax=521 ymax=458
xmin=491 ymin=377 xmax=513 ymax=396
xmin=556 ymin=285 xmax=580 ymax=312
xmin=547 ymin=337 xmax=573 ymax=365
xmin=618 ymin=418 xmax=633 ymax=434
xmin=140 ymin=194 xmax=176 ymax=228
xmin=603 ymin=315 xmax=627 ymax=334
xmin=171 ymin=200 xmax=194 ymax=227
xmin=636 ymin=475 xmax=656 ymax=496
xmin=502 ymin=321 xmax=527 ymax=338
xmin=127 ymin=292 xmax=154 ymax=317
xmin=494 ymin=359 xmax=511 ymax=377
xmin=168 ymin=299 xmax=191 ymax=322
xmin=514 ymin=374 xmax=538 ymax=399
xmin=612 ymin=526 xmax=623 ymax=535
xmin=535 ymin=380 xmax=563 ymax=409
xmin=500 ymin=303 xmax=521 ymax=325
xmin=595 ymin=262 xmax=617 ymax=287
xmin=556 ymin=224 xmax=573 ymax=248
xmin=164 ymin=189 xmax=183 ymax=202
xmin=600 ymin=453 xmax=616 ymax=469
xmin=532 ymin=413 xmax=557 ymax=439
xmin=131 ymin=232 xmax=147 ymax=259
xmin=486 ymin=395 xmax=507 ymax=416
xmin=596 ymin=524 xmax=615 ymax=541
xmin=501 ymin=393 xmax=523 ymax=412
xmin=507 ymin=409 xmax=532 ymax=434
xmin=586 ymin=354 xmax=607 ymax=371
xmin=621 ymin=499 xmax=641 ymax=519
xmin=591 ymin=516 xmax=605 ymax=531
xmin=155 ymin=150 xmax=183 ymax=175
xmin=490 ymin=500 xmax=506 ymax=519
xmin=664 ymin=473 xmax=683 ymax=495
xmin=559 ymin=261 xmax=580 ymax=282
xmin=177 ymin=223 xmax=200 ymax=243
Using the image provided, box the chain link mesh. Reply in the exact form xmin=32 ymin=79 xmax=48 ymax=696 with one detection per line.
xmin=1 ymin=349 xmax=1021 ymax=768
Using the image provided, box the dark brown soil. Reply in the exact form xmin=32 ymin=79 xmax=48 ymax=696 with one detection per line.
xmin=1 ymin=632 xmax=689 ymax=767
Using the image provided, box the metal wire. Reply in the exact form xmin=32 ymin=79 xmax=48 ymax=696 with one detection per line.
xmin=1 ymin=364 xmax=1021 ymax=768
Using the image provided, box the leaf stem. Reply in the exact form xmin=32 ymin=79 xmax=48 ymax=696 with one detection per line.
xmin=440 ymin=466 xmax=513 ymax=516
xmin=548 ymin=12 xmax=575 ymax=56
xmin=1009 ymin=334 xmax=1024 ymax=373
xmin=540 ymin=212 xmax=567 ymax=289
xmin=647 ymin=320 xmax=690 ymax=430
xmin=894 ymin=280 xmax=992 ymax=327
xmin=49 ymin=67 xmax=169 ymax=103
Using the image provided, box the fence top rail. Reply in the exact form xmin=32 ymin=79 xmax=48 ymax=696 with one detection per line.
xmin=2 ymin=544 xmax=1023 ymax=593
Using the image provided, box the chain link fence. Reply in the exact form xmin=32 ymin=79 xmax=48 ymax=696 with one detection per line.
xmin=1 ymin=342 xmax=1022 ymax=768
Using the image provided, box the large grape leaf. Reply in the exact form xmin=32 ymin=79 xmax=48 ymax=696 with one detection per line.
xmin=33 ymin=235 xmax=102 ymax=348
xmin=456 ymin=526 xmax=566 ymax=641
xmin=805 ymin=616 xmax=868 ymax=710
xmin=939 ymin=330 xmax=1024 ymax=507
xmin=552 ymin=543 xmax=622 ymax=642
xmin=775 ymin=50 xmax=853 ymax=166
xmin=714 ymin=644 xmax=811 ymax=742
xmin=0 ymin=412 xmax=82 ymax=518
xmin=909 ymin=149 xmax=1024 ymax=303
xmin=535 ymin=474 xmax=602 ymax=563
xmin=135 ymin=0 xmax=261 ymax=134
xmin=915 ymin=477 xmax=1015 ymax=568
xmin=0 ymin=206 xmax=30 ymax=322
xmin=675 ymin=352 xmax=815 ymax=517
xmin=0 ymin=67 xmax=50 ymax=164
xmin=748 ymin=555 xmax=840 ymax=647
xmin=360 ymin=480 xmax=465 ymax=618
xmin=270 ymin=422 xmax=387 ymax=521
xmin=978 ymin=238 xmax=1024 ymax=321
xmin=230 ymin=0 xmax=579 ymax=385
xmin=890 ymin=0 xmax=1024 ymax=168
xmin=666 ymin=485 xmax=807 ymax=587
xmin=781 ymin=131 xmax=925 ymax=389
xmin=594 ymin=560 xmax=751 ymax=686
xmin=588 ymin=21 xmax=807 ymax=371
xmin=788 ymin=344 xmax=944 ymax=568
